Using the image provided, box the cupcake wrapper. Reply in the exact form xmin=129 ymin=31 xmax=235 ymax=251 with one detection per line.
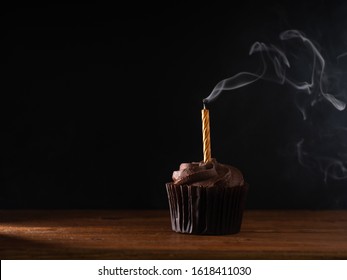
xmin=166 ymin=183 xmax=248 ymax=235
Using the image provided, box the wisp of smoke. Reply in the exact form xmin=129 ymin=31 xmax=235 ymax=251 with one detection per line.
xmin=204 ymin=29 xmax=347 ymax=182
xmin=204 ymin=29 xmax=346 ymax=111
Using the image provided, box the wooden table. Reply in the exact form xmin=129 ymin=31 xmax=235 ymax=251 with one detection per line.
xmin=1 ymin=210 xmax=347 ymax=259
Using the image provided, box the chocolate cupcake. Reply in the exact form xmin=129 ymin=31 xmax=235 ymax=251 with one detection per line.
xmin=166 ymin=158 xmax=248 ymax=235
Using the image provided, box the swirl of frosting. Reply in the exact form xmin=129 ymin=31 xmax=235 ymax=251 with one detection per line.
xmin=172 ymin=158 xmax=244 ymax=187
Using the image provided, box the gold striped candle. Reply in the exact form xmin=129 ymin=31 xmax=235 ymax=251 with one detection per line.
xmin=201 ymin=104 xmax=211 ymax=162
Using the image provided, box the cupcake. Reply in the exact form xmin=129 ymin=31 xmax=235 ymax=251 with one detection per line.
xmin=166 ymin=158 xmax=248 ymax=235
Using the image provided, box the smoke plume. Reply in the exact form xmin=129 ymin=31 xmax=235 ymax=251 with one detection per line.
xmin=204 ymin=29 xmax=347 ymax=182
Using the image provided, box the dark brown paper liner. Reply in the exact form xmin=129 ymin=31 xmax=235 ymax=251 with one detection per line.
xmin=166 ymin=183 xmax=248 ymax=235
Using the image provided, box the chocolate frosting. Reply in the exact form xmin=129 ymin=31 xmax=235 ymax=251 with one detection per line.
xmin=172 ymin=158 xmax=244 ymax=187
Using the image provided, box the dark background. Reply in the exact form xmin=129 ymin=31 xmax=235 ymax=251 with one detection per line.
xmin=2 ymin=2 xmax=347 ymax=209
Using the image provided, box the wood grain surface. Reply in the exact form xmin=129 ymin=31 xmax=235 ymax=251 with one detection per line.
xmin=0 ymin=210 xmax=346 ymax=259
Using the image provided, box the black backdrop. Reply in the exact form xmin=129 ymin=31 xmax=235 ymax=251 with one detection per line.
xmin=2 ymin=2 xmax=347 ymax=209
